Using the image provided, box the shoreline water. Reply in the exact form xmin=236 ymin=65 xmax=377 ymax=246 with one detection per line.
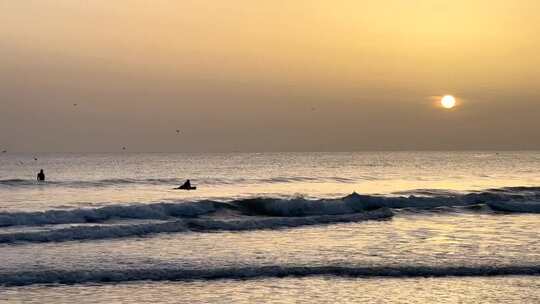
xmin=1 ymin=152 xmax=539 ymax=302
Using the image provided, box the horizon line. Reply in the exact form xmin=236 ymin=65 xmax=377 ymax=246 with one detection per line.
xmin=2 ymin=149 xmax=540 ymax=154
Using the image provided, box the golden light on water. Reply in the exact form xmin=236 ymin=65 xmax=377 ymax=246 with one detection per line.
xmin=441 ymin=95 xmax=456 ymax=109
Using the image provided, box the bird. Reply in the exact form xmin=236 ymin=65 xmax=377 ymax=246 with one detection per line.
xmin=176 ymin=129 xmax=181 ymax=134
xmin=73 ymin=103 xmax=78 ymax=106
xmin=34 ymin=157 xmax=38 ymax=161
xmin=1 ymin=150 xmax=6 ymax=153
xmin=122 ymin=147 xmax=126 ymax=150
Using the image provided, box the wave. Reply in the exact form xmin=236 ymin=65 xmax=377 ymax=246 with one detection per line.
xmin=0 ymin=201 xmax=218 ymax=227
xmin=0 ymin=194 xmax=394 ymax=228
xmin=0 ymin=179 xmax=33 ymax=186
xmin=2 ymin=187 xmax=540 ymax=228
xmin=0 ymin=193 xmax=456 ymax=228
xmin=2 ymin=264 xmax=540 ymax=286
xmin=0 ymin=209 xmax=392 ymax=244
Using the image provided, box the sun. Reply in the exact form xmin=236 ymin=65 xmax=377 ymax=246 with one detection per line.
xmin=441 ymin=95 xmax=456 ymax=109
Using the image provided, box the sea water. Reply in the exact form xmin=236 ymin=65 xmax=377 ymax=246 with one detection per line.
xmin=1 ymin=152 xmax=540 ymax=303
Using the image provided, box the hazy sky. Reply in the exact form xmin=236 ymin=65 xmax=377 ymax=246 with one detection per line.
xmin=1 ymin=0 xmax=539 ymax=152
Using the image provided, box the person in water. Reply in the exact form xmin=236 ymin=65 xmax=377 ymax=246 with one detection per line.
xmin=37 ymin=169 xmax=45 ymax=181
xmin=178 ymin=179 xmax=195 ymax=190
xmin=181 ymin=179 xmax=191 ymax=188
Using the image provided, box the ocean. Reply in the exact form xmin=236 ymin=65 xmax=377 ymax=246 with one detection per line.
xmin=1 ymin=151 xmax=540 ymax=303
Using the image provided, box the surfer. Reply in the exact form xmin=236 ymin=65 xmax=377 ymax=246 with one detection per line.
xmin=37 ymin=169 xmax=45 ymax=181
xmin=177 ymin=179 xmax=196 ymax=190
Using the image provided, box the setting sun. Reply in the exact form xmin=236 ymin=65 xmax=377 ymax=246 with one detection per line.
xmin=441 ymin=95 xmax=456 ymax=109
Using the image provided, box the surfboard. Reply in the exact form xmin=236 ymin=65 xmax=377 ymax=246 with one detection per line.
xmin=177 ymin=186 xmax=197 ymax=190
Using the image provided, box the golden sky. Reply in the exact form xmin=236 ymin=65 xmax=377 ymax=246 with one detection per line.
xmin=1 ymin=1 xmax=539 ymax=151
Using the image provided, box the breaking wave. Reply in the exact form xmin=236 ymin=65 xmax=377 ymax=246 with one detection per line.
xmin=2 ymin=264 xmax=540 ymax=286
xmin=0 ymin=209 xmax=393 ymax=243
xmin=2 ymin=186 xmax=540 ymax=228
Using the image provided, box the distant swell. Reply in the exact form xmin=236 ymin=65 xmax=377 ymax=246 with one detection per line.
xmin=0 ymin=176 xmax=357 ymax=188
xmin=0 ymin=178 xmax=195 ymax=188
xmin=0 ymin=209 xmax=393 ymax=243
xmin=2 ymin=264 xmax=540 ymax=286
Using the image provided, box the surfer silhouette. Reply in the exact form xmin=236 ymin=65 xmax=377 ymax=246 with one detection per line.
xmin=37 ymin=169 xmax=45 ymax=181
xmin=177 ymin=179 xmax=196 ymax=190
